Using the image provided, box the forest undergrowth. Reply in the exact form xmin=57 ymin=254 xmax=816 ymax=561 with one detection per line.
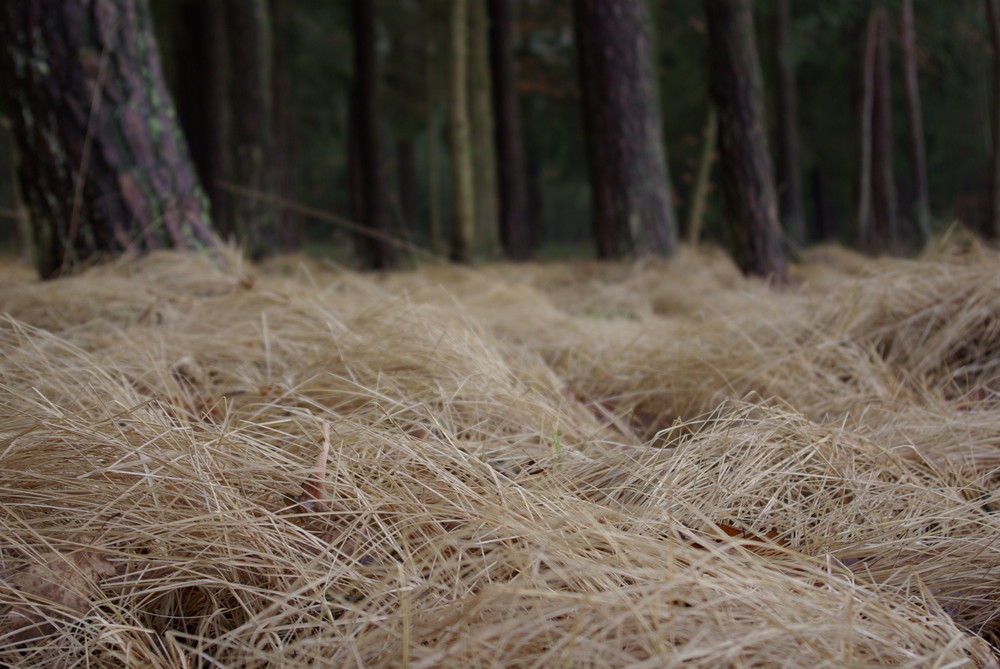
xmin=2 ymin=238 xmax=1000 ymax=667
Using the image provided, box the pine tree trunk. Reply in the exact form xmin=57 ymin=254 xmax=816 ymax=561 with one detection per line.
xmin=0 ymin=0 xmax=216 ymax=279
xmin=857 ymin=11 xmax=878 ymax=250
xmin=772 ymin=0 xmax=805 ymax=247
xmin=575 ymin=0 xmax=678 ymax=259
xmin=350 ymin=0 xmax=396 ymax=269
xmin=469 ymin=0 xmax=499 ymax=258
xmin=705 ymin=0 xmax=787 ymax=281
xmin=871 ymin=8 xmax=899 ymax=250
xmin=986 ymin=0 xmax=1000 ymax=240
xmin=449 ymin=0 xmax=476 ymax=263
xmin=227 ymin=0 xmax=277 ymax=259
xmin=900 ymin=0 xmax=931 ymax=243
xmin=488 ymin=0 xmax=532 ymax=260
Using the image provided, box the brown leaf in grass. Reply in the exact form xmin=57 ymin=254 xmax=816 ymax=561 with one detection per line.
xmin=2 ymin=537 xmax=115 ymax=643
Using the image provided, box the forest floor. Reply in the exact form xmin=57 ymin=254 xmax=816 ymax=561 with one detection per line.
xmin=1 ymin=239 xmax=1000 ymax=667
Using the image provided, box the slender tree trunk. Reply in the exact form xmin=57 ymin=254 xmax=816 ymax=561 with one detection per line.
xmin=871 ymin=8 xmax=899 ymax=250
xmin=575 ymin=0 xmax=678 ymax=259
xmin=811 ymin=167 xmax=835 ymax=240
xmin=227 ymin=0 xmax=277 ymax=259
xmin=271 ymin=0 xmax=300 ymax=251
xmin=986 ymin=0 xmax=1000 ymax=240
xmin=705 ymin=0 xmax=787 ymax=281
xmin=857 ymin=11 xmax=878 ymax=250
xmin=900 ymin=0 xmax=931 ymax=243
xmin=488 ymin=0 xmax=531 ymax=260
xmin=350 ymin=0 xmax=396 ymax=269
xmin=449 ymin=0 xmax=476 ymax=263
xmin=686 ymin=106 xmax=718 ymax=246
xmin=772 ymin=0 xmax=805 ymax=247
xmin=0 ymin=0 xmax=216 ymax=279
xmin=396 ymin=138 xmax=419 ymax=236
xmin=469 ymin=0 xmax=499 ymax=258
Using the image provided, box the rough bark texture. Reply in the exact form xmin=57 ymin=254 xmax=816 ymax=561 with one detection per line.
xmin=488 ymin=0 xmax=531 ymax=260
xmin=0 ymin=0 xmax=216 ymax=279
xmin=871 ymin=8 xmax=899 ymax=251
xmin=900 ymin=0 xmax=931 ymax=242
xmin=449 ymin=0 xmax=476 ymax=263
xmin=227 ymin=0 xmax=277 ymax=258
xmin=706 ymin=0 xmax=787 ymax=281
xmin=574 ymin=0 xmax=677 ymax=259
xmin=350 ymin=0 xmax=396 ymax=268
xmin=772 ymin=0 xmax=805 ymax=247
xmin=986 ymin=0 xmax=1000 ymax=240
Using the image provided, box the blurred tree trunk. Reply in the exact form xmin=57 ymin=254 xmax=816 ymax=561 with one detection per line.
xmin=488 ymin=0 xmax=531 ymax=260
xmin=227 ymin=0 xmax=278 ymax=258
xmin=574 ymin=0 xmax=678 ymax=259
xmin=350 ymin=0 xmax=396 ymax=269
xmin=705 ymin=0 xmax=787 ymax=282
xmin=449 ymin=0 xmax=476 ymax=263
xmin=772 ymin=0 xmax=805 ymax=248
xmin=171 ymin=0 xmax=231 ymax=238
xmin=810 ymin=168 xmax=836 ymax=241
xmin=396 ymin=138 xmax=419 ymax=237
xmin=271 ymin=0 xmax=300 ymax=251
xmin=871 ymin=8 xmax=899 ymax=251
xmin=857 ymin=10 xmax=877 ymax=249
xmin=469 ymin=0 xmax=499 ymax=258
xmin=900 ymin=0 xmax=931 ymax=243
xmin=986 ymin=0 xmax=1000 ymax=240
xmin=0 ymin=0 xmax=216 ymax=279
xmin=686 ymin=106 xmax=718 ymax=246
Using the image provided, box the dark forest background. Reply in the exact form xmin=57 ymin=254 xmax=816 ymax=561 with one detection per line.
xmin=0 ymin=0 xmax=993 ymax=259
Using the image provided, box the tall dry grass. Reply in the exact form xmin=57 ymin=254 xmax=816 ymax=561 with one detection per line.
xmin=1 ymin=242 xmax=999 ymax=667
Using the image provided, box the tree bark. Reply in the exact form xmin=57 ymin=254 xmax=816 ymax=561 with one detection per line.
xmin=772 ymin=0 xmax=805 ymax=247
xmin=871 ymin=8 xmax=899 ymax=250
xmin=986 ymin=0 xmax=1000 ymax=240
xmin=350 ymin=0 xmax=396 ymax=269
xmin=227 ymin=0 xmax=277 ymax=258
xmin=271 ymin=0 xmax=300 ymax=251
xmin=705 ymin=0 xmax=787 ymax=281
xmin=488 ymin=0 xmax=531 ymax=260
xmin=449 ymin=0 xmax=476 ymax=263
xmin=0 ymin=0 xmax=216 ymax=279
xmin=900 ymin=0 xmax=931 ymax=243
xmin=470 ymin=0 xmax=499 ymax=258
xmin=857 ymin=10 xmax=878 ymax=250
xmin=574 ymin=0 xmax=678 ymax=259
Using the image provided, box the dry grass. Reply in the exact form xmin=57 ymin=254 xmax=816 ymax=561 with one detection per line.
xmin=1 ymin=241 xmax=1000 ymax=667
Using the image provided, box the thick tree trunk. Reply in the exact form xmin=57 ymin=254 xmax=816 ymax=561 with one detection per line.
xmin=574 ymin=0 xmax=678 ymax=259
xmin=0 ymin=0 xmax=216 ymax=279
xmin=488 ymin=0 xmax=531 ymax=260
xmin=350 ymin=0 xmax=396 ymax=269
xmin=470 ymin=0 xmax=499 ymax=258
xmin=900 ymin=0 xmax=931 ymax=243
xmin=772 ymin=0 xmax=805 ymax=247
xmin=449 ymin=0 xmax=476 ymax=263
xmin=705 ymin=0 xmax=787 ymax=281
xmin=986 ymin=0 xmax=1000 ymax=240
xmin=871 ymin=8 xmax=899 ymax=251
xmin=227 ymin=0 xmax=277 ymax=258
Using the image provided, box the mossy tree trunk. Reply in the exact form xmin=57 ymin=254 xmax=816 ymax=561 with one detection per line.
xmin=350 ymin=0 xmax=396 ymax=269
xmin=574 ymin=0 xmax=678 ymax=259
xmin=488 ymin=0 xmax=532 ymax=260
xmin=227 ymin=0 xmax=278 ymax=259
xmin=0 ymin=0 xmax=217 ymax=279
xmin=706 ymin=0 xmax=787 ymax=282
xmin=448 ymin=0 xmax=476 ymax=264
